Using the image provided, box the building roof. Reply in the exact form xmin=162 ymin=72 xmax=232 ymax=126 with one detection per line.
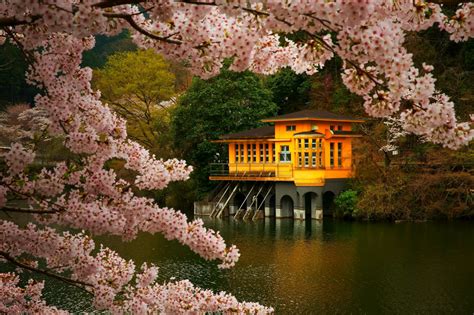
xmin=261 ymin=109 xmax=364 ymax=123
xmin=331 ymin=130 xmax=362 ymax=137
xmin=219 ymin=125 xmax=275 ymax=140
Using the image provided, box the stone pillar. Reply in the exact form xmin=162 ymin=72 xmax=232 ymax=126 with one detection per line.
xmin=275 ymin=206 xmax=283 ymax=218
xmin=293 ymin=192 xmax=305 ymax=220
xmin=313 ymin=193 xmax=323 ymax=220
xmin=229 ymin=204 xmax=237 ymax=215
xmin=264 ymin=197 xmax=271 ymax=217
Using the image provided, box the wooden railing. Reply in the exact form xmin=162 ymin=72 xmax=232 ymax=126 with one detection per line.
xmin=209 ymin=163 xmax=294 ymax=178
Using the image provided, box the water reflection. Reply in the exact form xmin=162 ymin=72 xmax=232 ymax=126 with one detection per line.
xmin=21 ymin=218 xmax=474 ymax=313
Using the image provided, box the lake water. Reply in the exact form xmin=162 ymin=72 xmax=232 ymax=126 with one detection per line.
xmin=37 ymin=218 xmax=474 ymax=313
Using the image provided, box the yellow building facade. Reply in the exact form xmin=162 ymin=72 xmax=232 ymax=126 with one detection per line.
xmin=202 ymin=110 xmax=363 ymax=220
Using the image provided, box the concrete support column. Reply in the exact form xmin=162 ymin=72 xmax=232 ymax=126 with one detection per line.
xmin=264 ymin=197 xmax=271 ymax=217
xmin=294 ymin=193 xmax=305 ymax=220
xmin=314 ymin=193 xmax=323 ymax=220
xmin=229 ymin=205 xmax=237 ymax=215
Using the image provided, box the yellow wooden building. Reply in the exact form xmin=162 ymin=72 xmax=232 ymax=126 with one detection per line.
xmin=198 ymin=109 xmax=363 ymax=220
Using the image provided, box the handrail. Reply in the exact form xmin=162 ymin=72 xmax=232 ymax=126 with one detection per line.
xmin=209 ymin=162 xmax=294 ymax=178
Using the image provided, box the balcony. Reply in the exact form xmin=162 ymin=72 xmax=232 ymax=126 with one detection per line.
xmin=209 ymin=163 xmax=294 ymax=180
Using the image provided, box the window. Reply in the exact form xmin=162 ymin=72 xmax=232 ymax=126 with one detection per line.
xmin=265 ymin=144 xmax=269 ymax=162
xmin=304 ymin=139 xmax=309 ymax=149
xmin=337 ymin=125 xmax=343 ymax=131
xmin=318 ymin=139 xmax=322 ymax=150
xmin=304 ymin=152 xmax=309 ymax=167
xmin=298 ymin=139 xmax=302 ymax=149
xmin=330 ymin=125 xmax=335 ymax=130
xmin=318 ymin=151 xmax=323 ymax=167
xmin=240 ymin=144 xmax=244 ymax=163
xmin=280 ymin=145 xmax=291 ymax=162
xmin=259 ymin=144 xmax=264 ymax=162
xmin=337 ymin=142 xmax=342 ymax=167
xmin=272 ymin=144 xmax=275 ymax=162
xmin=311 ymin=124 xmax=318 ymax=131
xmin=311 ymin=139 xmax=316 ymax=149
xmin=247 ymin=144 xmax=251 ymax=162
xmin=312 ymin=152 xmax=316 ymax=167
xmin=252 ymin=144 xmax=256 ymax=162
xmin=286 ymin=125 xmax=296 ymax=131
xmin=298 ymin=152 xmax=302 ymax=167
xmin=330 ymin=142 xmax=335 ymax=167
xmin=235 ymin=144 xmax=239 ymax=162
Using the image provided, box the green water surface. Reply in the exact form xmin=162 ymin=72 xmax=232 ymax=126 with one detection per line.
xmin=38 ymin=218 xmax=474 ymax=314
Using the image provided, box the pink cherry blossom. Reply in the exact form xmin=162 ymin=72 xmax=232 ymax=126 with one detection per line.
xmin=1 ymin=1 xmax=473 ymax=313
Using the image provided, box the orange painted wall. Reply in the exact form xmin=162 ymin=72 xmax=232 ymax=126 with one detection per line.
xmin=220 ymin=120 xmax=358 ymax=186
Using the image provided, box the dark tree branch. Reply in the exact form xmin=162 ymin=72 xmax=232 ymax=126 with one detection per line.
xmin=103 ymin=12 xmax=182 ymax=44
xmin=0 ymin=251 xmax=93 ymax=294
xmin=0 ymin=15 xmax=41 ymax=28
xmin=1 ymin=206 xmax=61 ymax=214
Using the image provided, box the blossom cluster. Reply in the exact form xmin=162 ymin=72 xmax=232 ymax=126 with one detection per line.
xmin=0 ymin=273 xmax=65 ymax=314
xmin=1 ymin=0 xmax=473 ymax=313
xmin=0 ymin=221 xmax=269 ymax=313
xmin=0 ymin=28 xmax=254 ymax=313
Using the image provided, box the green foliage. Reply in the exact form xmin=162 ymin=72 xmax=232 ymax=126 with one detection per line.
xmin=265 ymin=68 xmax=311 ymax=113
xmin=93 ymin=49 xmax=176 ymax=158
xmin=82 ymin=31 xmax=136 ymax=69
xmin=334 ymin=189 xmax=359 ymax=219
xmin=353 ymin=146 xmax=474 ymax=221
xmin=172 ymin=68 xmax=277 ymax=195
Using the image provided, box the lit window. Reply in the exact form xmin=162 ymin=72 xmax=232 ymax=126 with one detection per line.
xmin=298 ymin=152 xmax=302 ymax=167
xmin=252 ymin=144 xmax=256 ymax=162
xmin=240 ymin=144 xmax=244 ymax=163
xmin=318 ymin=151 xmax=323 ymax=167
xmin=330 ymin=125 xmax=335 ymax=130
xmin=337 ymin=142 xmax=342 ymax=167
xmin=298 ymin=139 xmax=302 ymax=149
xmin=265 ymin=144 xmax=269 ymax=162
xmin=272 ymin=144 xmax=275 ymax=162
xmin=330 ymin=142 xmax=335 ymax=167
xmin=304 ymin=139 xmax=309 ymax=149
xmin=311 ymin=139 xmax=316 ymax=149
xmin=286 ymin=125 xmax=296 ymax=131
xmin=304 ymin=152 xmax=309 ymax=167
xmin=235 ymin=144 xmax=239 ymax=162
xmin=312 ymin=152 xmax=316 ymax=167
xmin=247 ymin=144 xmax=251 ymax=162
xmin=259 ymin=144 xmax=264 ymax=162
xmin=280 ymin=145 xmax=291 ymax=162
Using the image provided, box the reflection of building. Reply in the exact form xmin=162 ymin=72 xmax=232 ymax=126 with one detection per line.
xmin=195 ymin=110 xmax=363 ymax=220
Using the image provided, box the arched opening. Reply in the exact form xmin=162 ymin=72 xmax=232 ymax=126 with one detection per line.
xmin=269 ymin=194 xmax=276 ymax=217
xmin=323 ymin=191 xmax=336 ymax=216
xmin=280 ymin=195 xmax=294 ymax=218
xmin=234 ymin=192 xmax=246 ymax=210
xmin=303 ymin=192 xmax=318 ymax=220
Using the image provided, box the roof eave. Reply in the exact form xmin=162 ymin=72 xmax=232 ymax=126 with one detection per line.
xmin=261 ymin=117 xmax=365 ymax=123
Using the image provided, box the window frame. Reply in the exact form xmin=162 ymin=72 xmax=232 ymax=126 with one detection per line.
xmin=279 ymin=145 xmax=291 ymax=163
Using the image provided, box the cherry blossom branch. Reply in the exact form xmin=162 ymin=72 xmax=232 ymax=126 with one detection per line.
xmin=1 ymin=206 xmax=60 ymax=214
xmin=103 ymin=12 xmax=182 ymax=44
xmin=0 ymin=251 xmax=93 ymax=293
xmin=92 ymin=0 xmax=142 ymax=9
xmin=1 ymin=27 xmax=35 ymax=65
xmin=0 ymin=15 xmax=41 ymax=27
